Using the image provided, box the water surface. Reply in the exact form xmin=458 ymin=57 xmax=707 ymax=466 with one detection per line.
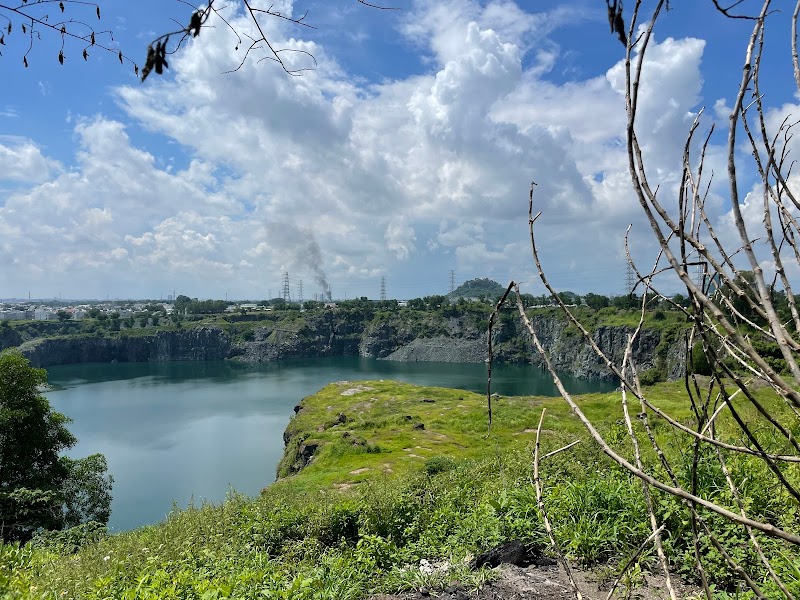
xmin=46 ymin=357 xmax=616 ymax=531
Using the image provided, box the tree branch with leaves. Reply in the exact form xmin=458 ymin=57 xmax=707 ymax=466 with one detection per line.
xmin=0 ymin=0 xmax=137 ymax=69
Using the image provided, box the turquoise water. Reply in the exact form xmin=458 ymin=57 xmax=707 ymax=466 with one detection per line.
xmin=45 ymin=357 xmax=616 ymax=531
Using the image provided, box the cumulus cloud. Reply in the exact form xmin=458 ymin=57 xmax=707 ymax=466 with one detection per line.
xmin=0 ymin=136 xmax=62 ymax=183
xmin=0 ymin=1 xmax=745 ymax=298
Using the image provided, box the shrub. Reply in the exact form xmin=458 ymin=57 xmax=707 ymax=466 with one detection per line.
xmin=424 ymin=456 xmax=456 ymax=475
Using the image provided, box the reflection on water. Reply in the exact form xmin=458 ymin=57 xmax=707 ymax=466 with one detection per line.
xmin=46 ymin=357 xmax=616 ymax=531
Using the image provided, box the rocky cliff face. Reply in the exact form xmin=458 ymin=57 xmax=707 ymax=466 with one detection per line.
xmin=20 ymin=327 xmax=231 ymax=367
xmin=9 ymin=312 xmax=686 ymax=381
xmin=370 ymin=315 xmax=683 ymax=381
xmin=232 ymin=312 xmax=362 ymax=363
xmin=522 ymin=317 xmax=662 ymax=380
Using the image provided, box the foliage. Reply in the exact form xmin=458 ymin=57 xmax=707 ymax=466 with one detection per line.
xmin=447 ymin=278 xmax=505 ymax=300
xmin=59 ymin=455 xmax=113 ymax=529
xmin=691 ymin=341 xmax=712 ymax=376
xmin=174 ymin=295 xmax=231 ymax=315
xmin=7 ymin=379 xmax=800 ymax=598
xmin=0 ymin=350 xmax=112 ymax=542
xmin=583 ymin=293 xmax=610 ymax=311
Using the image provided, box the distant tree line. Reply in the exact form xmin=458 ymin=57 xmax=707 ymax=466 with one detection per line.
xmin=174 ymin=295 xmax=230 ymax=315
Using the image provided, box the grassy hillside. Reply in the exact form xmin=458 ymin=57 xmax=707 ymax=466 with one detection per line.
xmin=6 ymin=380 xmax=799 ymax=599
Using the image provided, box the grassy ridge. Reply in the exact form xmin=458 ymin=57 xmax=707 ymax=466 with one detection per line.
xmin=5 ymin=381 xmax=800 ymax=599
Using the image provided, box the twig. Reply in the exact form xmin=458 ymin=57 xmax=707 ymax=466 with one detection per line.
xmin=604 ymin=525 xmax=665 ymax=600
xmin=542 ymin=440 xmax=580 ymax=460
xmin=532 ymin=408 xmax=583 ymax=600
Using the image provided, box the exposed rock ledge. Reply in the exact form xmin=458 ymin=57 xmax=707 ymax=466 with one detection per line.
xmin=19 ymin=326 xmax=231 ymax=367
xmin=384 ymin=337 xmax=487 ymax=363
xmin=11 ymin=314 xmax=686 ymax=382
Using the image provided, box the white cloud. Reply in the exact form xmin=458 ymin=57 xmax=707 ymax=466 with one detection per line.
xmin=385 ymin=217 xmax=417 ymax=259
xmin=0 ymin=137 xmax=62 ymax=183
xmin=0 ymin=1 xmax=746 ymax=298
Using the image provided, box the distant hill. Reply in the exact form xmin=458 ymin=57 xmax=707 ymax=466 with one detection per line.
xmin=448 ymin=278 xmax=505 ymax=300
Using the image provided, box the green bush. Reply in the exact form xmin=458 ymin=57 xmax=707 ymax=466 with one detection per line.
xmin=691 ymin=341 xmax=712 ymax=375
xmin=424 ymin=456 xmax=456 ymax=475
xmin=638 ymin=367 xmax=663 ymax=386
xmin=30 ymin=520 xmax=107 ymax=554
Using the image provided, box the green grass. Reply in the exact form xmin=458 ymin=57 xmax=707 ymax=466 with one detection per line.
xmin=6 ymin=379 xmax=800 ymax=599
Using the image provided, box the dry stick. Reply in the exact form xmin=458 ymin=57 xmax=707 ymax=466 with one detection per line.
xmin=724 ymin=2 xmax=800 ymax=386
xmin=745 ymin=39 xmax=800 ymax=353
xmin=603 ymin=524 xmax=665 ymax=600
xmin=532 ymin=200 xmax=800 ymax=464
xmin=712 ymin=422 xmax=796 ymax=599
xmin=696 ymin=340 xmax=800 ymax=503
xmin=681 ymin=326 xmax=716 ymax=595
xmin=626 ymin=3 xmax=800 ymax=408
xmin=512 ymin=287 xmax=800 ymax=545
xmin=634 ymin=377 xmax=714 ymax=599
xmin=532 ymin=408 xmax=583 ymax=600
xmin=526 ymin=217 xmax=800 ymax=544
xmin=696 ymin=505 xmax=768 ymax=599
xmin=485 ymin=281 xmax=516 ymax=435
xmin=714 ymin=341 xmax=800 ymax=458
xmin=633 ymin=375 xmax=768 ymax=599
xmin=689 ymin=395 xmax=712 ymax=600
xmin=619 ymin=280 xmax=675 ymax=600
xmin=542 ymin=440 xmax=580 ymax=460
xmin=685 ymin=111 xmax=798 ymax=350
xmin=794 ymin=0 xmax=800 ymax=92
xmin=684 ymin=328 xmax=716 ymax=600
xmin=697 ymin=382 xmax=747 ymax=438
xmin=684 ymin=324 xmax=800 ymax=443
xmin=620 ymin=365 xmax=676 ymax=600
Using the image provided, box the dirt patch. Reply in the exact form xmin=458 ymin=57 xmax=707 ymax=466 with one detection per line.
xmin=370 ymin=563 xmax=699 ymax=600
xmin=332 ymin=482 xmax=357 ymax=491
xmin=350 ymin=467 xmax=370 ymax=475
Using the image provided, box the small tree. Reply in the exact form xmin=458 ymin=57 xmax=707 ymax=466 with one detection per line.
xmin=0 ymin=350 xmax=112 ymax=541
xmin=583 ymin=293 xmax=610 ymax=311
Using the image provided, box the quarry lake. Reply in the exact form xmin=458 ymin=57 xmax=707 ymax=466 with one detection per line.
xmin=45 ymin=357 xmax=617 ymax=532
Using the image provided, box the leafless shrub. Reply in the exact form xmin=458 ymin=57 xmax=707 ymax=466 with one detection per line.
xmin=489 ymin=1 xmax=800 ymax=597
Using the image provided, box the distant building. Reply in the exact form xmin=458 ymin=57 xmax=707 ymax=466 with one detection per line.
xmin=0 ymin=310 xmax=26 ymax=321
xmin=33 ymin=306 xmax=53 ymax=321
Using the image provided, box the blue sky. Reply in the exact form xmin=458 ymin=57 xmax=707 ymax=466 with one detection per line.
xmin=0 ymin=0 xmax=796 ymax=301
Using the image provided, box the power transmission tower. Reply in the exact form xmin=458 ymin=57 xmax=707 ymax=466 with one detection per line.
xmin=282 ymin=272 xmax=290 ymax=302
xmin=624 ymin=262 xmax=636 ymax=296
xmin=449 ymin=270 xmax=455 ymax=294
xmin=380 ymin=276 xmax=386 ymax=301
xmin=298 ymin=280 xmax=303 ymax=304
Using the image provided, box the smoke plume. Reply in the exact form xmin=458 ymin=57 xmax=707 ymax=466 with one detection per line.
xmin=263 ymin=223 xmax=332 ymax=300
